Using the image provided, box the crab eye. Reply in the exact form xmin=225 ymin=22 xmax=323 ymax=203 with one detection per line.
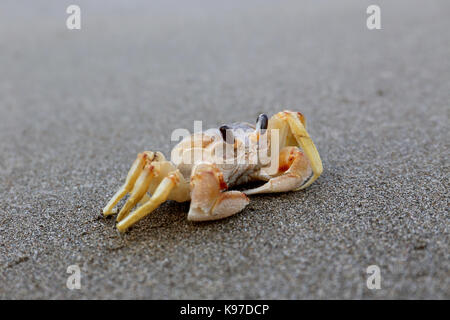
xmin=219 ymin=125 xmax=233 ymax=144
xmin=256 ymin=113 xmax=268 ymax=131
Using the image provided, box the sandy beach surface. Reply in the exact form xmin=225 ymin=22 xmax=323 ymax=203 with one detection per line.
xmin=0 ymin=0 xmax=448 ymax=299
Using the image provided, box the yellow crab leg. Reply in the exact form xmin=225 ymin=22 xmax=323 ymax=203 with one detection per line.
xmin=137 ymin=193 xmax=151 ymax=206
xmin=286 ymin=114 xmax=323 ymax=190
xmin=116 ymin=172 xmax=180 ymax=232
xmin=116 ymin=164 xmax=155 ymax=222
xmin=103 ymin=153 xmax=150 ymax=216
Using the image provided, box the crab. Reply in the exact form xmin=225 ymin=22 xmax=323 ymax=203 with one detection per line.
xmin=103 ymin=110 xmax=323 ymax=232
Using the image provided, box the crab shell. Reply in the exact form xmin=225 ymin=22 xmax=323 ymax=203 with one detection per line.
xmin=171 ymin=122 xmax=266 ymax=188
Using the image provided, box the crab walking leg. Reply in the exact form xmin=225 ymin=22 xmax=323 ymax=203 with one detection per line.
xmin=116 ymin=164 xmax=155 ymax=222
xmin=116 ymin=172 xmax=179 ymax=232
xmin=137 ymin=193 xmax=151 ymax=206
xmin=286 ymin=114 xmax=323 ymax=190
xmin=188 ymin=163 xmax=249 ymax=221
xmin=243 ymin=147 xmax=312 ymax=195
xmin=103 ymin=153 xmax=150 ymax=216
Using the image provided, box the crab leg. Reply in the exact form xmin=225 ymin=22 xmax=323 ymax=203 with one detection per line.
xmin=137 ymin=194 xmax=151 ymax=205
xmin=116 ymin=164 xmax=155 ymax=222
xmin=286 ymin=113 xmax=323 ymax=190
xmin=103 ymin=153 xmax=150 ymax=216
xmin=116 ymin=171 xmax=180 ymax=232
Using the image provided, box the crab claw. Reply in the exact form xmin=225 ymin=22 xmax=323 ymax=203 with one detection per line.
xmin=188 ymin=163 xmax=249 ymax=221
